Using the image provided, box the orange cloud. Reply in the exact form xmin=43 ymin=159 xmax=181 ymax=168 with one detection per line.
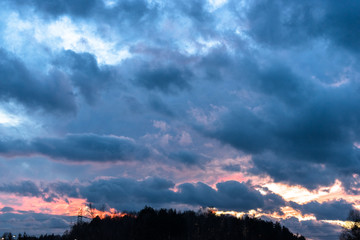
xmin=0 ymin=193 xmax=87 ymax=216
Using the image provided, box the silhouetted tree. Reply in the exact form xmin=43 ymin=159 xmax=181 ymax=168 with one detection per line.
xmin=340 ymin=210 xmax=360 ymax=240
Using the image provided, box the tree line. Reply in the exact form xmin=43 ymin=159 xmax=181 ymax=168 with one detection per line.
xmin=2 ymin=206 xmax=307 ymax=240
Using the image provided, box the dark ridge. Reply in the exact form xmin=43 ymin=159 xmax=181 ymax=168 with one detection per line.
xmin=4 ymin=206 xmax=306 ymax=240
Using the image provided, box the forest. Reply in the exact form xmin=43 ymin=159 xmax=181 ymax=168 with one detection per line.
xmin=1 ymin=206 xmax=307 ymax=240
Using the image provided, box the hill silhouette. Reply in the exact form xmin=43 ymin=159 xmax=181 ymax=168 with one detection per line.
xmin=5 ymin=206 xmax=306 ymax=240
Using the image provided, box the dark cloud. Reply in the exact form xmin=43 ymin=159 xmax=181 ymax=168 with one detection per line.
xmin=244 ymin=0 xmax=360 ymax=52
xmin=0 ymin=212 xmax=72 ymax=236
xmin=262 ymin=192 xmax=286 ymax=213
xmin=177 ymin=180 xmax=284 ymax=212
xmin=243 ymin=0 xmax=318 ymax=48
xmin=10 ymin=0 xmax=214 ymax=39
xmin=148 ymin=96 xmax=175 ymax=117
xmin=278 ymin=218 xmax=342 ymax=240
xmin=1 ymin=178 xmax=351 ymax=224
xmin=11 ymin=0 xmax=102 ymax=18
xmin=5 ymin=178 xmax=285 ymax=213
xmin=204 ymin=106 xmax=272 ymax=154
xmin=135 ymin=65 xmax=192 ymax=94
xmin=202 ymin=81 xmax=360 ymax=188
xmin=0 ymin=48 xmax=76 ymax=113
xmin=215 ymin=181 xmax=265 ymax=211
xmin=0 ymin=181 xmax=42 ymax=198
xmin=254 ymin=63 xmax=306 ymax=104
xmin=10 ymin=0 xmax=159 ymax=32
xmin=0 ymin=139 xmax=30 ymax=156
xmin=140 ymin=177 xmax=175 ymax=190
xmin=0 ymin=207 xmax=14 ymax=213
xmin=319 ymin=1 xmax=360 ymax=52
xmin=169 ymin=151 xmax=204 ymax=166
xmin=79 ymin=177 xmax=177 ymax=210
xmin=43 ymin=217 xmax=70 ymax=229
xmin=175 ymin=0 xmax=211 ymax=23
xmin=46 ymin=182 xmax=81 ymax=199
xmin=108 ymin=0 xmax=157 ymax=24
xmin=53 ymin=50 xmax=117 ymax=104
xmin=33 ymin=134 xmax=148 ymax=162
xmin=342 ymin=175 xmax=360 ymax=195
xmin=251 ymin=154 xmax=337 ymax=189
xmin=0 ymin=48 xmax=118 ymax=113
xmin=0 ymin=180 xmax=57 ymax=202
xmin=0 ymin=134 xmax=148 ymax=162
xmin=196 ymin=47 xmax=233 ymax=82
xmin=221 ymin=164 xmax=241 ymax=172
xmin=0 ymin=180 xmax=79 ymax=203
xmin=291 ymin=199 xmax=354 ymax=221
xmin=177 ymin=182 xmax=218 ymax=207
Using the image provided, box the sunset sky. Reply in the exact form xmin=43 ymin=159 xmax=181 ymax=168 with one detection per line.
xmin=0 ymin=0 xmax=359 ymax=239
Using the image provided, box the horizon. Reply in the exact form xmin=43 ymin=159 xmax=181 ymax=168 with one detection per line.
xmin=0 ymin=206 xmax=308 ymax=238
xmin=0 ymin=1 xmax=359 ymax=240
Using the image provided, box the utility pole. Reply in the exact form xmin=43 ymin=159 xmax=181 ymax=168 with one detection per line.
xmin=77 ymin=208 xmax=83 ymax=224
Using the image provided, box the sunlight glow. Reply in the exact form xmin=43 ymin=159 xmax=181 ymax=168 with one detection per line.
xmin=0 ymin=109 xmax=22 ymax=127
xmin=45 ymin=17 xmax=131 ymax=65
xmin=208 ymin=0 xmax=228 ymax=11
xmin=264 ymin=180 xmax=344 ymax=204
xmin=82 ymin=205 xmax=128 ymax=219
xmin=4 ymin=13 xmax=131 ymax=66
xmin=273 ymin=206 xmax=316 ymax=221
xmin=211 ymin=206 xmax=316 ymax=222
xmin=212 ymin=209 xmax=247 ymax=219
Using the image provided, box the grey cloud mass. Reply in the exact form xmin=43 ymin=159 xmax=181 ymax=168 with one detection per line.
xmin=0 ymin=48 xmax=119 ymax=113
xmin=135 ymin=65 xmax=192 ymax=93
xmin=291 ymin=200 xmax=354 ymax=221
xmin=0 ymin=212 xmax=73 ymax=236
xmin=0 ymin=48 xmax=76 ymax=113
xmin=0 ymin=181 xmax=42 ymax=198
xmin=53 ymin=50 xmax=117 ymax=104
xmin=81 ymin=178 xmax=286 ymax=213
xmin=169 ymin=151 xmax=205 ymax=166
xmin=244 ymin=0 xmax=360 ymax=51
xmin=0 ymin=134 xmax=148 ymax=162
xmin=11 ymin=0 xmax=102 ymax=18
xmin=1 ymin=178 xmax=285 ymax=213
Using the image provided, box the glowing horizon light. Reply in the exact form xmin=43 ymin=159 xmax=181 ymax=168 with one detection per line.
xmin=212 ymin=206 xmax=316 ymax=222
xmin=263 ymin=180 xmax=344 ymax=204
xmin=275 ymin=206 xmax=316 ymax=221
xmin=211 ymin=208 xmax=247 ymax=219
xmin=0 ymin=193 xmax=87 ymax=216
xmin=82 ymin=205 xmax=128 ymax=219
xmin=322 ymin=220 xmax=360 ymax=229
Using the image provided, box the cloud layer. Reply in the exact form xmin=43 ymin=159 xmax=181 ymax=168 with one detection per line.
xmin=0 ymin=0 xmax=359 ymax=239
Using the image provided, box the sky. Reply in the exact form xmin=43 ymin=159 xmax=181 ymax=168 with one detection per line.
xmin=0 ymin=0 xmax=359 ymax=239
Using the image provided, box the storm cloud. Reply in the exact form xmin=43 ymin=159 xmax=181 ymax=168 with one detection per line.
xmin=0 ymin=178 xmax=286 ymax=213
xmin=0 ymin=48 xmax=76 ymax=113
xmin=0 ymin=134 xmax=148 ymax=162
xmin=0 ymin=0 xmax=359 ymax=239
xmin=291 ymin=200 xmax=354 ymax=221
